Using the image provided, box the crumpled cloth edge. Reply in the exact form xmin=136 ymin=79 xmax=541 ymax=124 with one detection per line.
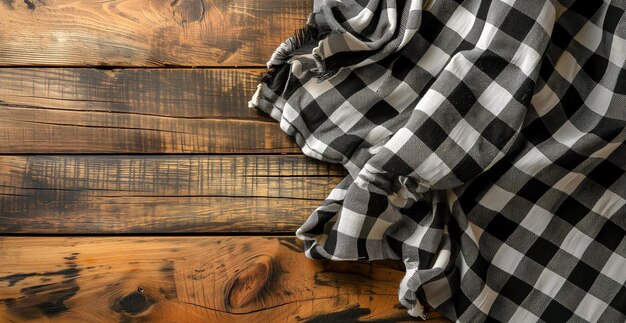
xmin=246 ymin=12 xmax=430 ymax=321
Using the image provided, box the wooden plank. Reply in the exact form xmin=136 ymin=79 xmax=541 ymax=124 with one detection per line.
xmin=0 ymin=237 xmax=449 ymax=322
xmin=0 ymin=68 xmax=300 ymax=153
xmin=0 ymin=68 xmax=267 ymax=118
xmin=0 ymin=155 xmax=346 ymax=234
xmin=0 ymin=0 xmax=312 ymax=67
xmin=0 ymin=109 xmax=298 ymax=153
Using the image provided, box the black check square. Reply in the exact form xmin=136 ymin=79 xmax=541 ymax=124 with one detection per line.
xmin=501 ymin=275 xmax=534 ymax=305
xmin=419 ymin=11 xmax=447 ymax=44
xmin=448 ymin=82 xmax=477 ymax=116
xmin=526 ymin=237 xmax=560 ymax=267
xmin=382 ymin=154 xmax=414 ymax=176
xmin=561 ymin=86 xmax=585 ymax=118
xmin=483 ymin=117 xmax=517 ymax=150
xmin=555 ymin=196 xmax=590 ymax=226
xmin=475 ymin=50 xmax=510 ymax=80
xmin=486 ymin=213 xmax=519 ymax=242
xmin=540 ymin=299 xmax=574 ymax=323
xmin=595 ymin=220 xmax=625 ymax=251
xmin=568 ymin=261 xmax=599 ymax=292
xmin=336 ymin=73 xmax=367 ymax=99
xmin=603 ymin=5 xmax=624 ymax=32
xmin=301 ymin=100 xmax=328 ymax=132
xmin=416 ymin=118 xmax=448 ymax=151
xmin=453 ymin=154 xmax=484 ymax=183
xmin=554 ymin=149 xmax=588 ymax=171
xmin=590 ymin=117 xmax=623 ymax=141
xmin=610 ymin=285 xmax=626 ymax=315
xmin=365 ymin=100 xmax=400 ymax=125
xmin=517 ymin=177 xmax=552 ymax=203
xmin=499 ymin=7 xmax=537 ymax=42
xmin=328 ymin=134 xmax=363 ymax=158
xmin=588 ymin=160 xmax=622 ymax=188
xmin=582 ymin=53 xmax=610 ymax=84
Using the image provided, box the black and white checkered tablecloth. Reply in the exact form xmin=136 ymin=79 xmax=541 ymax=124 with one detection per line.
xmin=249 ymin=0 xmax=626 ymax=321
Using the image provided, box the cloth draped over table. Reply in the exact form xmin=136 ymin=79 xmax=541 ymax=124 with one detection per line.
xmin=248 ymin=0 xmax=626 ymax=321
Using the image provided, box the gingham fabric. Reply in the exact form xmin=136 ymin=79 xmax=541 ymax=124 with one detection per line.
xmin=248 ymin=0 xmax=626 ymax=321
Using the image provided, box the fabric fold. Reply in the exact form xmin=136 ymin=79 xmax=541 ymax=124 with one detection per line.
xmin=249 ymin=0 xmax=626 ymax=321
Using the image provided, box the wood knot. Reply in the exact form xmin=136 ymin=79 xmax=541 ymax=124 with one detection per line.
xmin=112 ymin=286 xmax=155 ymax=316
xmin=171 ymin=0 xmax=205 ymax=24
xmin=225 ymin=255 xmax=273 ymax=309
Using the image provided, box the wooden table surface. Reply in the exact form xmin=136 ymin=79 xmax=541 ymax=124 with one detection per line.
xmin=0 ymin=1 xmax=449 ymax=321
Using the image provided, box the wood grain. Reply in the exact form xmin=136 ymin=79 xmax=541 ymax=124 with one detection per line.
xmin=0 ymin=0 xmax=312 ymax=67
xmin=0 ymin=68 xmax=271 ymax=120
xmin=0 ymin=68 xmax=269 ymax=118
xmin=0 ymin=237 xmax=449 ymax=322
xmin=0 ymin=155 xmax=346 ymax=234
xmin=0 ymin=68 xmax=301 ymax=153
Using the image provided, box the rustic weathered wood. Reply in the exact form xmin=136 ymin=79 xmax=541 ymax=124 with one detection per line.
xmin=0 ymin=237 xmax=449 ymax=322
xmin=0 ymin=108 xmax=299 ymax=153
xmin=0 ymin=68 xmax=300 ymax=153
xmin=0 ymin=68 xmax=268 ymax=118
xmin=0 ymin=0 xmax=312 ymax=67
xmin=0 ymin=155 xmax=346 ymax=233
